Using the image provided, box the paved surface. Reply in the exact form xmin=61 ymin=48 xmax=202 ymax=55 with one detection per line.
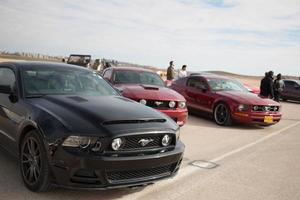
xmin=0 ymin=101 xmax=299 ymax=200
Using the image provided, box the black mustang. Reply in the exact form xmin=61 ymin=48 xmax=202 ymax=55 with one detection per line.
xmin=0 ymin=61 xmax=184 ymax=192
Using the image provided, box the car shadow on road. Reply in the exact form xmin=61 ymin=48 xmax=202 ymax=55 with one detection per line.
xmin=282 ymin=100 xmax=300 ymax=105
xmin=0 ymin=147 xmax=147 ymax=200
xmin=186 ymin=111 xmax=265 ymax=130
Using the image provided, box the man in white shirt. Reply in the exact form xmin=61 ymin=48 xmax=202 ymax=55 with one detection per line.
xmin=178 ymin=65 xmax=187 ymax=78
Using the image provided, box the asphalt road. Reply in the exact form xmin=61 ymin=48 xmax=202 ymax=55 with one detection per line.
xmin=0 ymin=101 xmax=299 ymax=200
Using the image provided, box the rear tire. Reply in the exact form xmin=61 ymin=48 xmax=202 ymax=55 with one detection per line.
xmin=19 ymin=130 xmax=52 ymax=192
xmin=213 ymin=103 xmax=232 ymax=126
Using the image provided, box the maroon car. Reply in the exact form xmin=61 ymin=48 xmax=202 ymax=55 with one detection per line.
xmin=102 ymin=67 xmax=188 ymax=126
xmin=170 ymin=74 xmax=281 ymax=126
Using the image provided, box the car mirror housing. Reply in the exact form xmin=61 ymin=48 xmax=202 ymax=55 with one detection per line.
xmin=196 ymin=85 xmax=208 ymax=92
xmin=0 ymin=85 xmax=12 ymax=94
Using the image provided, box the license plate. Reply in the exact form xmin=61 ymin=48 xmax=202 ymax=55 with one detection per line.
xmin=264 ymin=116 xmax=273 ymax=123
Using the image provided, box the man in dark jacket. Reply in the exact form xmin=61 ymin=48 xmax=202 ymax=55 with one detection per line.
xmin=167 ymin=61 xmax=175 ymax=80
xmin=260 ymin=71 xmax=274 ymax=99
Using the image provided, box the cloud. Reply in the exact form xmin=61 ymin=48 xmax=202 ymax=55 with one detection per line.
xmin=0 ymin=0 xmax=299 ymax=75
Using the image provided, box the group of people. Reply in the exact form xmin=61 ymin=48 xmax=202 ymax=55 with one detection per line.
xmin=166 ymin=61 xmax=188 ymax=80
xmin=260 ymin=71 xmax=285 ymax=102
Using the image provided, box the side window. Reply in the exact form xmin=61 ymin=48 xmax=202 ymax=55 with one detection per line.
xmin=103 ymin=69 xmax=112 ymax=80
xmin=0 ymin=68 xmax=16 ymax=89
xmin=187 ymin=77 xmax=206 ymax=89
xmin=284 ymin=81 xmax=294 ymax=88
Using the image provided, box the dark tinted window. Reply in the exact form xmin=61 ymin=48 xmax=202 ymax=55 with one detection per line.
xmin=187 ymin=77 xmax=206 ymax=88
xmin=23 ymin=67 xmax=118 ymax=96
xmin=0 ymin=68 xmax=16 ymax=88
xmin=284 ymin=80 xmax=299 ymax=88
xmin=114 ymin=70 xmax=164 ymax=86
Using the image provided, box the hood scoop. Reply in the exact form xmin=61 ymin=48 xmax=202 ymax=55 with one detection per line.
xmin=140 ymin=85 xmax=159 ymax=90
xmin=103 ymin=118 xmax=166 ymax=125
xmin=67 ymin=96 xmax=88 ymax=102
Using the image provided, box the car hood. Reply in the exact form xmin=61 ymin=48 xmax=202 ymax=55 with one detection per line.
xmin=115 ymin=84 xmax=185 ymax=101
xmin=216 ymin=91 xmax=279 ymax=105
xmin=27 ymin=95 xmax=176 ymax=136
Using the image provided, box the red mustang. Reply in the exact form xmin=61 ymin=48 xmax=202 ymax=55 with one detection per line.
xmin=170 ymin=74 xmax=281 ymax=126
xmin=102 ymin=67 xmax=188 ymax=126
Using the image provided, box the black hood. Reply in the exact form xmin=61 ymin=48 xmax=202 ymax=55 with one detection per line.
xmin=26 ymin=95 xmax=177 ymax=136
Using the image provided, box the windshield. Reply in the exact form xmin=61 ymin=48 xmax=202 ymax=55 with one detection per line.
xmin=207 ymin=78 xmax=248 ymax=92
xmin=23 ymin=67 xmax=118 ymax=97
xmin=114 ymin=70 xmax=165 ymax=86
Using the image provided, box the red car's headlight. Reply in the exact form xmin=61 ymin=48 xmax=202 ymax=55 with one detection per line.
xmin=178 ymin=101 xmax=186 ymax=109
xmin=237 ymin=104 xmax=249 ymax=112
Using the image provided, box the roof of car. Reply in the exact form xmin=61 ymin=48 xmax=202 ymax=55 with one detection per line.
xmin=189 ymin=73 xmax=231 ymax=80
xmin=109 ymin=66 xmax=156 ymax=73
xmin=283 ymin=79 xmax=299 ymax=82
xmin=0 ymin=61 xmax=90 ymax=71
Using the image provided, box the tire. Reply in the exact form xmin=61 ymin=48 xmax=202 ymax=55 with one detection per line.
xmin=213 ymin=103 xmax=232 ymax=126
xmin=19 ymin=130 xmax=52 ymax=192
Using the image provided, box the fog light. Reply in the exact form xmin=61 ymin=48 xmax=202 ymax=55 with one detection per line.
xmin=111 ymin=138 xmax=123 ymax=151
xmin=253 ymin=105 xmax=259 ymax=111
xmin=169 ymin=101 xmax=176 ymax=108
xmin=162 ymin=135 xmax=171 ymax=146
xmin=140 ymin=99 xmax=147 ymax=105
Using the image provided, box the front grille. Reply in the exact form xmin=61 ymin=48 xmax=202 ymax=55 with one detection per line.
xmin=119 ymin=134 xmax=174 ymax=151
xmin=252 ymin=105 xmax=279 ymax=112
xmin=106 ymin=163 xmax=176 ymax=183
xmin=145 ymin=100 xmax=175 ymax=109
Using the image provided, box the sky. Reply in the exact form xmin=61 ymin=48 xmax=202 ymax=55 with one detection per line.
xmin=0 ymin=0 xmax=299 ymax=75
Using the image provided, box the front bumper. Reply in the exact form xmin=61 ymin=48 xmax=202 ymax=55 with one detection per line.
xmin=232 ymin=111 xmax=282 ymax=125
xmin=49 ymin=141 xmax=185 ymax=189
xmin=159 ymin=108 xmax=188 ymax=126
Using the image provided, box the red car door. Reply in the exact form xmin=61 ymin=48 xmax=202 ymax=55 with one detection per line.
xmin=185 ymin=77 xmax=214 ymax=113
xmin=185 ymin=77 xmax=200 ymax=109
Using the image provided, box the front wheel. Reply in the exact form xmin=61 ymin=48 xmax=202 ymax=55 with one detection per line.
xmin=213 ymin=103 xmax=232 ymax=126
xmin=19 ymin=130 xmax=52 ymax=192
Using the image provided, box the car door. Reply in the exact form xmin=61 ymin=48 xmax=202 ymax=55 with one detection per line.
xmin=0 ymin=66 xmax=22 ymax=151
xmin=185 ymin=77 xmax=213 ymax=112
xmin=283 ymin=81 xmax=298 ymax=100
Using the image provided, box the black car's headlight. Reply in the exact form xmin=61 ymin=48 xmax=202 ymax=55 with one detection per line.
xmin=237 ymin=104 xmax=249 ymax=112
xmin=62 ymin=136 xmax=102 ymax=152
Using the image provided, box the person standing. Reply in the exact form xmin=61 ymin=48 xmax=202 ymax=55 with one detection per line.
xmin=178 ymin=65 xmax=187 ymax=78
xmin=260 ymin=71 xmax=274 ymax=99
xmin=273 ymin=73 xmax=285 ymax=102
xmin=167 ymin=61 xmax=176 ymax=80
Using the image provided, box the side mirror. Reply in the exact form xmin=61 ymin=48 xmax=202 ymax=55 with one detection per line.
xmin=114 ymin=87 xmax=123 ymax=95
xmin=0 ymin=85 xmax=18 ymax=103
xmin=196 ymin=85 xmax=208 ymax=92
xmin=295 ymin=85 xmax=300 ymax=89
xmin=0 ymin=85 xmax=12 ymax=94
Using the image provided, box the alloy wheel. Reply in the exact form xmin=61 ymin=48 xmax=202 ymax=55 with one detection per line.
xmin=21 ymin=137 xmax=41 ymax=185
